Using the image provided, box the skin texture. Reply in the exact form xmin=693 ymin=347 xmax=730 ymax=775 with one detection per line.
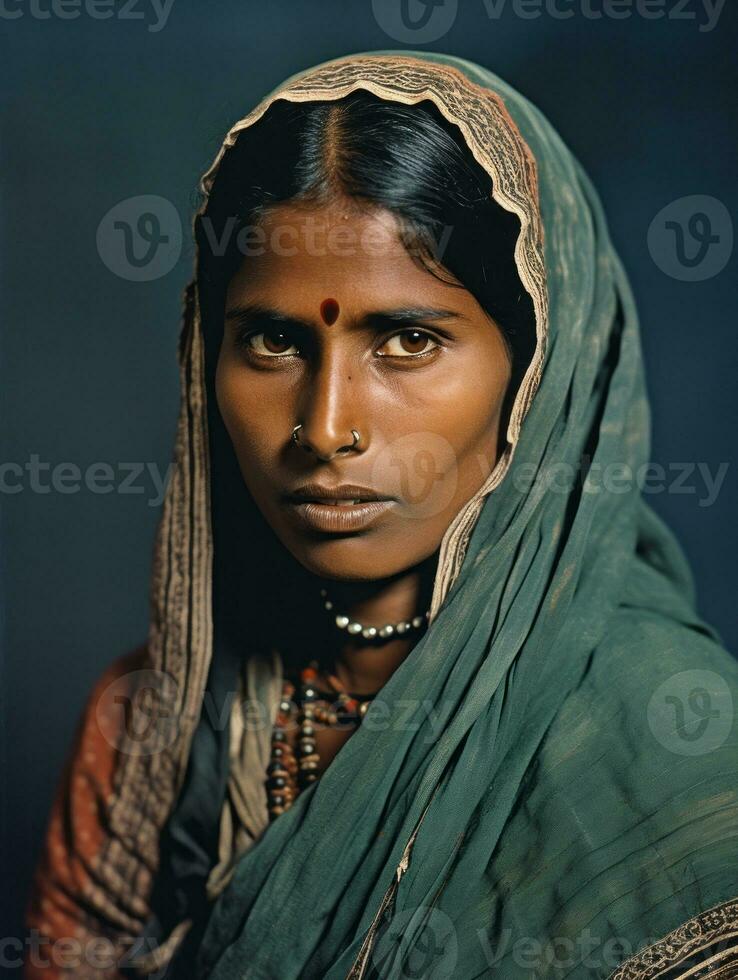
xmin=216 ymin=196 xmax=512 ymax=699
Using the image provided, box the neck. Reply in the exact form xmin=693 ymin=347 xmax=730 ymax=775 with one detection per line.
xmin=317 ymin=554 xmax=438 ymax=695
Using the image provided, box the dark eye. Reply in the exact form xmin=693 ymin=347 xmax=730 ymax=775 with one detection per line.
xmin=378 ymin=330 xmax=440 ymax=358
xmin=246 ymin=329 xmax=299 ymax=357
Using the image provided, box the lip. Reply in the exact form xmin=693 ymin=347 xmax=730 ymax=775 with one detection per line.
xmin=285 ymin=500 xmax=395 ymax=533
xmin=284 ymin=483 xmax=394 ymax=504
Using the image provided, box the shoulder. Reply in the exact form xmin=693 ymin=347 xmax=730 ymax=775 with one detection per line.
xmin=55 ymin=644 xmax=155 ymax=778
xmin=566 ymin=607 xmax=738 ymax=760
xmin=537 ymin=607 xmax=738 ymax=806
xmin=25 ymin=644 xmax=152 ymax=978
xmin=529 ymin=612 xmax=738 ymax=977
xmin=84 ymin=643 xmax=152 ymax=705
xmin=35 ymin=641 xmax=151 ymax=830
xmin=45 ymin=643 xmax=152 ymax=798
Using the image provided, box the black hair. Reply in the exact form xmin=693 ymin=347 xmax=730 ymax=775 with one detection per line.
xmin=196 ymin=89 xmax=536 ymax=399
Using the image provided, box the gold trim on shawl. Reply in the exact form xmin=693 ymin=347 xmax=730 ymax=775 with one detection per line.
xmin=608 ymin=897 xmax=738 ymax=979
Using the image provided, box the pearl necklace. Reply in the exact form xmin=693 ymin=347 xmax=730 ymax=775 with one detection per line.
xmin=319 ymin=588 xmax=430 ymax=640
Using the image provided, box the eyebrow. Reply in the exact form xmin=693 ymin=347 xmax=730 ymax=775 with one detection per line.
xmin=224 ymin=302 xmax=466 ymax=332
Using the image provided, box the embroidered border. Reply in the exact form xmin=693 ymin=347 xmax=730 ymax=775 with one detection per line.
xmin=609 ymin=898 xmax=738 ymax=980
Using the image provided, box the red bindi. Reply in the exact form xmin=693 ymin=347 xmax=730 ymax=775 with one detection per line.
xmin=320 ymin=298 xmax=340 ymax=326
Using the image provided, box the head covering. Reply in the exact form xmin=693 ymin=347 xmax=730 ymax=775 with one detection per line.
xmin=89 ymin=52 xmax=738 ymax=979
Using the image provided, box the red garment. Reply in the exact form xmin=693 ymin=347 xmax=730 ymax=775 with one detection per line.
xmin=25 ymin=648 xmax=150 ymax=979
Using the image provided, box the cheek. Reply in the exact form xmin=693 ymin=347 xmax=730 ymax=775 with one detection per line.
xmin=426 ymin=359 xmax=510 ymax=500
xmin=399 ymin=354 xmax=509 ymax=460
xmin=372 ymin=358 xmax=508 ymax=521
xmin=215 ymin=356 xmax=289 ymax=473
xmin=215 ymin=355 xmax=247 ymax=440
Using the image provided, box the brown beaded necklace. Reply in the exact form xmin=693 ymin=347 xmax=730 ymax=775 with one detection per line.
xmin=266 ymin=659 xmax=378 ymax=821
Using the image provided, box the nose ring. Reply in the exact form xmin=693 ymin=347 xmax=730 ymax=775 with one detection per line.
xmin=291 ymin=424 xmax=361 ymax=449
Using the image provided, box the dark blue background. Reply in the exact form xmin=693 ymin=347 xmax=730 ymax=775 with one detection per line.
xmin=2 ymin=0 xmax=736 ymax=947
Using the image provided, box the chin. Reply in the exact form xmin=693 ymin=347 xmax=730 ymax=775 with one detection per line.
xmin=282 ymin=532 xmax=424 ymax=583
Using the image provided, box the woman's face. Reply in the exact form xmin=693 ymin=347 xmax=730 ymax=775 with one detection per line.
xmin=216 ymin=198 xmax=512 ymax=581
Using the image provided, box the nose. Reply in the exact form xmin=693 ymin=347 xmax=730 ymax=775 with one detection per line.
xmin=292 ymin=352 xmax=364 ymax=461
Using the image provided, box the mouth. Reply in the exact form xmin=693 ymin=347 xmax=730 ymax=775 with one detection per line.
xmin=282 ymin=484 xmax=396 ymax=533
xmin=287 ymin=498 xmax=396 ymax=534
xmin=284 ymin=483 xmax=394 ymax=505
xmin=293 ymin=498 xmax=375 ymax=506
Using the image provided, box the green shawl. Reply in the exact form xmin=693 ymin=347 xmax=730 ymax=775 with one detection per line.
xmin=144 ymin=52 xmax=738 ymax=979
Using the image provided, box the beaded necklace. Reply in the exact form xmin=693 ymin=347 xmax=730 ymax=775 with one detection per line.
xmin=266 ymin=659 xmax=377 ymax=821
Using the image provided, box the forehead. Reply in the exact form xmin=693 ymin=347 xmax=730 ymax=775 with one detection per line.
xmin=227 ymin=199 xmax=464 ymax=309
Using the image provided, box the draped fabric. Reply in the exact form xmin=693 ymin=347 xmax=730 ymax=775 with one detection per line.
xmin=82 ymin=52 xmax=738 ymax=979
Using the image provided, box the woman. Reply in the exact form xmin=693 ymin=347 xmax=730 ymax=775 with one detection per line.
xmin=26 ymin=52 xmax=738 ymax=979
